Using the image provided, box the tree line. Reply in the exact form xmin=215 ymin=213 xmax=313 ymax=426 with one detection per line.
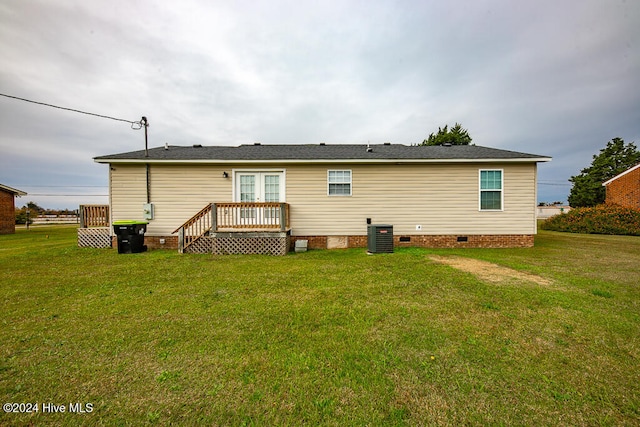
xmin=15 ymin=202 xmax=77 ymax=225
xmin=418 ymin=123 xmax=640 ymax=207
xmin=568 ymin=137 xmax=640 ymax=207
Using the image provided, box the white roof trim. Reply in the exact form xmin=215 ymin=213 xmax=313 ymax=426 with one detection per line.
xmin=0 ymin=184 xmax=27 ymax=196
xmin=602 ymin=163 xmax=640 ymax=186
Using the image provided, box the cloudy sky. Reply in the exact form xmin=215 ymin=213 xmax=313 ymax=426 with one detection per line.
xmin=1 ymin=0 xmax=638 ymax=209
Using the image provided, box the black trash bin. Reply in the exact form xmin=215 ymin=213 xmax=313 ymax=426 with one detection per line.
xmin=113 ymin=220 xmax=148 ymax=254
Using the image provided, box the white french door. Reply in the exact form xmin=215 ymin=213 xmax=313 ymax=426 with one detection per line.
xmin=235 ymin=172 xmax=284 ymax=203
xmin=234 ymin=171 xmax=284 ymax=225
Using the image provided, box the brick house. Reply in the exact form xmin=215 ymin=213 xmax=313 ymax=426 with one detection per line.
xmin=603 ymin=163 xmax=640 ymax=209
xmin=0 ymin=184 xmax=27 ymax=235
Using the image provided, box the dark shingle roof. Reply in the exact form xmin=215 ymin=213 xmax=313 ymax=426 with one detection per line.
xmin=94 ymin=144 xmax=551 ymax=163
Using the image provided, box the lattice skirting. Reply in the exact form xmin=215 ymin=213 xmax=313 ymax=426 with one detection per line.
xmin=184 ymin=236 xmax=213 ymax=254
xmin=210 ymin=231 xmax=290 ymax=255
xmin=78 ymin=227 xmax=112 ymax=248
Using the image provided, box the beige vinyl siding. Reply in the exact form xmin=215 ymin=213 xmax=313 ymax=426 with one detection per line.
xmin=110 ymin=164 xmax=233 ymax=236
xmin=109 ymin=164 xmax=147 ymax=224
xmin=110 ymin=162 xmax=538 ymax=236
xmin=285 ymin=162 xmax=537 ymax=236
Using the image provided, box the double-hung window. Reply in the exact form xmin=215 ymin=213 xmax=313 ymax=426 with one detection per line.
xmin=328 ymin=170 xmax=352 ymax=196
xmin=479 ymin=169 xmax=503 ymax=211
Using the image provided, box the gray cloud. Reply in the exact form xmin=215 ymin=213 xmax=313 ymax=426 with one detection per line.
xmin=1 ymin=0 xmax=639 ymax=208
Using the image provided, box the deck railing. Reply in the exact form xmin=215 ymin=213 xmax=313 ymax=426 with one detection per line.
xmin=174 ymin=202 xmax=290 ymax=253
xmin=78 ymin=205 xmax=111 ymax=248
xmin=215 ymin=202 xmax=289 ymax=231
xmin=79 ymin=205 xmax=110 ymax=228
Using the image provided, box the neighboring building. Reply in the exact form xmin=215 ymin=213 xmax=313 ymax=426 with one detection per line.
xmin=536 ymin=205 xmax=571 ymax=219
xmin=603 ymin=163 xmax=640 ymax=209
xmin=32 ymin=214 xmax=79 ymax=225
xmin=94 ymin=144 xmax=551 ymax=252
xmin=0 ymin=184 xmax=27 ymax=235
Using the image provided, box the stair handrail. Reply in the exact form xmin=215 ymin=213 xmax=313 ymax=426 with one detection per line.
xmin=173 ymin=203 xmax=215 ymax=253
xmin=172 ymin=204 xmax=213 ymax=234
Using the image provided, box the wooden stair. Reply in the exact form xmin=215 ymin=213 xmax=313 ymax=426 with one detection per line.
xmin=173 ymin=202 xmax=290 ymax=253
xmin=173 ymin=204 xmax=214 ymax=253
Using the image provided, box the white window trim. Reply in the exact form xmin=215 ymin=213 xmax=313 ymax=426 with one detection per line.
xmin=232 ymin=169 xmax=286 ymax=202
xmin=479 ymin=169 xmax=504 ymax=211
xmin=327 ymin=169 xmax=352 ymax=196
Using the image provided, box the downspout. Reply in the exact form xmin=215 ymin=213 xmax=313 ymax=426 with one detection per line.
xmin=146 ymin=164 xmax=151 ymax=204
xmin=533 ymin=163 xmax=538 ymax=234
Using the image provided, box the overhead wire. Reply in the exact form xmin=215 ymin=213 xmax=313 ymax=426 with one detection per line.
xmin=14 ymin=185 xmax=108 ymax=188
xmin=26 ymin=194 xmax=109 ymax=197
xmin=538 ymin=181 xmax=571 ymax=186
xmin=12 ymin=186 xmax=109 ymax=198
xmin=0 ymin=93 xmax=144 ymax=128
xmin=1 ymin=93 xmax=144 ymax=204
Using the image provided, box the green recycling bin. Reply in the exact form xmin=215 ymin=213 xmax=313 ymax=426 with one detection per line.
xmin=113 ymin=220 xmax=148 ymax=254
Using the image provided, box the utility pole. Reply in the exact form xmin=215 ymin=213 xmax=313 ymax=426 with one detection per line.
xmin=141 ymin=116 xmax=149 ymax=157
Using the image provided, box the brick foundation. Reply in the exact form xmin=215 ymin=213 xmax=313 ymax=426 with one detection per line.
xmin=108 ymin=233 xmax=534 ymax=252
xmin=291 ymin=234 xmax=534 ymax=250
xmin=292 ymin=235 xmax=328 ymax=250
xmin=111 ymin=235 xmax=179 ymax=250
xmin=145 ymin=235 xmax=179 ymax=250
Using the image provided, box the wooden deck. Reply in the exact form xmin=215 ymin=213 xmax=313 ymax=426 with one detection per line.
xmin=77 ymin=202 xmax=292 ymax=254
xmin=174 ymin=202 xmax=290 ymax=254
xmin=78 ymin=205 xmax=111 ymax=248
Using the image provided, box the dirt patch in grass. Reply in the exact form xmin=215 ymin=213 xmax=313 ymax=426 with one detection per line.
xmin=429 ymin=255 xmax=552 ymax=286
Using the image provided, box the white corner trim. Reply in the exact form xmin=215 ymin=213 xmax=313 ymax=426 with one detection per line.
xmin=602 ymin=163 xmax=640 ymax=186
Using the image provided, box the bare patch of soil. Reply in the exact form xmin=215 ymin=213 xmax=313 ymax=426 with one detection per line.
xmin=429 ymin=255 xmax=552 ymax=286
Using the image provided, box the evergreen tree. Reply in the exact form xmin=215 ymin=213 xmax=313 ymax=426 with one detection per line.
xmin=568 ymin=138 xmax=640 ymax=207
xmin=421 ymin=123 xmax=472 ymax=146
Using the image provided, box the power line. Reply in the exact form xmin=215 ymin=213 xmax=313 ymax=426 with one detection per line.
xmin=26 ymin=194 xmax=109 ymax=197
xmin=0 ymin=93 xmax=142 ymax=127
xmin=538 ymin=182 xmax=571 ymax=186
xmin=16 ymin=185 xmax=108 ymax=188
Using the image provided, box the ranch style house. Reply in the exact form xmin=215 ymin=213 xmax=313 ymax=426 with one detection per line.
xmin=94 ymin=143 xmax=551 ymax=254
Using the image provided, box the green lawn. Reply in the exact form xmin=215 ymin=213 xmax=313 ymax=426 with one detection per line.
xmin=1 ymin=226 xmax=639 ymax=426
